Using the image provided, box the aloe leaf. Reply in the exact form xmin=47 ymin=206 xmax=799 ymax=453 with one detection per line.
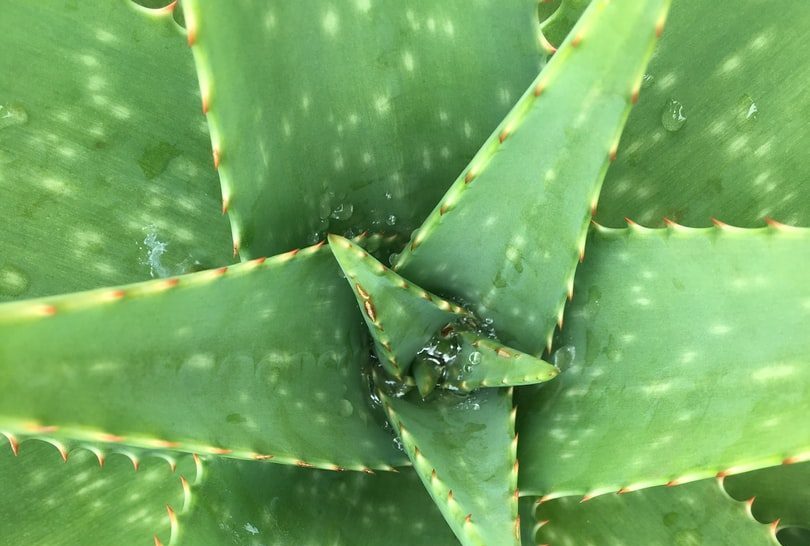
xmin=0 ymin=438 xmax=193 ymax=545
xmin=444 ymin=332 xmax=558 ymax=392
xmin=394 ymin=0 xmax=670 ymax=355
xmin=174 ymin=458 xmax=457 ymax=545
xmin=597 ymin=0 xmax=810 ymax=227
xmin=539 ymin=0 xmax=590 ymax=49
xmin=0 ymin=1 xmax=233 ymax=302
xmin=0 ymin=244 xmax=406 ymax=470
xmin=532 ymin=479 xmax=778 ymax=545
xmin=724 ymin=462 xmax=810 ymax=532
xmin=379 ymin=386 xmax=519 ymax=546
xmin=518 ymin=225 xmax=810 ymax=498
xmin=328 ymin=234 xmax=465 ymax=378
xmin=182 ymin=0 xmax=546 ymax=258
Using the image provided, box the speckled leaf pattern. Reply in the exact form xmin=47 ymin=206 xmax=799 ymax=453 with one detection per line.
xmin=0 ymin=438 xmax=192 ymax=546
xmin=183 ymin=0 xmax=546 ymax=258
xmin=518 ymin=226 xmax=810 ymax=498
xmin=328 ymin=234 xmax=464 ymax=378
xmin=443 ymin=332 xmax=558 ymax=392
xmin=724 ymin=462 xmax=810 ymax=533
xmin=394 ymin=0 xmax=670 ymax=355
xmin=380 ymin=387 xmax=519 ymax=546
xmin=0 ymin=245 xmax=406 ymax=470
xmin=174 ymin=458 xmax=457 ymax=545
xmin=0 ymin=1 xmax=233 ymax=302
xmin=597 ymin=0 xmax=810 ymax=227
xmin=533 ymin=479 xmax=778 ymax=546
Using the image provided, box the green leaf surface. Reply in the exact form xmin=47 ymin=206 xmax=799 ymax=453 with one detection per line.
xmin=0 ymin=438 xmax=192 ymax=546
xmin=0 ymin=244 xmax=406 ymax=470
xmin=597 ymin=0 xmax=810 ymax=227
xmin=183 ymin=0 xmax=546 ymax=258
xmin=724 ymin=462 xmax=810 ymax=531
xmin=518 ymin=225 xmax=810 ymax=497
xmin=538 ymin=0 xmax=589 ymax=50
xmin=444 ymin=332 xmax=558 ymax=392
xmin=329 ymin=234 xmax=465 ymax=378
xmin=394 ymin=0 xmax=670 ymax=355
xmin=174 ymin=457 xmax=457 ymax=545
xmin=533 ymin=479 xmax=778 ymax=546
xmin=0 ymin=0 xmax=233 ymax=302
xmin=380 ymin=386 xmax=519 ymax=546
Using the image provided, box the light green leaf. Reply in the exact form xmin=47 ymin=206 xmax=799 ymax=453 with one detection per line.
xmin=443 ymin=332 xmax=558 ymax=392
xmin=0 ymin=244 xmax=406 ymax=470
xmin=598 ymin=0 xmax=810 ymax=227
xmin=183 ymin=0 xmax=546 ymax=258
xmin=394 ymin=0 xmax=670 ymax=355
xmin=0 ymin=0 xmax=232 ymax=302
xmin=539 ymin=0 xmax=589 ymax=49
xmin=0 ymin=438 xmax=192 ymax=545
xmin=174 ymin=458 xmax=457 ymax=545
xmin=518 ymin=225 xmax=810 ymax=497
xmin=533 ymin=479 xmax=778 ymax=545
xmin=328 ymin=234 xmax=464 ymax=378
xmin=380 ymin=387 xmax=519 ymax=546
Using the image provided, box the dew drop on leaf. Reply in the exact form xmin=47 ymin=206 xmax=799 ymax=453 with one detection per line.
xmin=661 ymin=98 xmax=687 ymax=132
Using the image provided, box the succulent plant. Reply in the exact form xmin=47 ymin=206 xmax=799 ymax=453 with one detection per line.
xmin=1 ymin=0 xmax=808 ymax=545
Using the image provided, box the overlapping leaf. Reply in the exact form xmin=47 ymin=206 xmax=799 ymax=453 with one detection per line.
xmin=519 ymin=225 xmax=810 ymax=497
xmin=395 ymin=0 xmax=670 ymax=355
xmin=183 ymin=0 xmax=547 ymax=258
xmin=0 ymin=245 xmax=405 ymax=470
xmin=598 ymin=0 xmax=810 ymax=227
xmin=0 ymin=0 xmax=232 ymax=302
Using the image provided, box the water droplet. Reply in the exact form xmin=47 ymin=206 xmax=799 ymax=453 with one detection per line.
xmin=393 ymin=437 xmax=405 ymax=452
xmin=552 ymin=345 xmax=576 ymax=372
xmin=141 ymin=225 xmax=170 ymax=278
xmin=385 ymin=214 xmax=397 ymax=226
xmin=338 ymin=399 xmax=354 ymax=417
xmin=0 ymin=264 xmax=30 ymax=297
xmin=388 ymin=252 xmax=399 ymax=266
xmin=739 ymin=94 xmax=758 ymax=121
xmin=384 ymin=191 xmax=393 ymax=200
xmin=641 ymin=73 xmax=655 ymax=88
xmin=661 ymin=98 xmax=687 ymax=132
xmin=330 ymin=202 xmax=354 ymax=221
xmin=468 ymin=351 xmax=482 ymax=366
xmin=0 ymin=103 xmax=28 ymax=130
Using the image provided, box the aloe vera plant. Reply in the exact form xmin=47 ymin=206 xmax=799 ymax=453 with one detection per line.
xmin=1 ymin=0 xmax=808 ymax=544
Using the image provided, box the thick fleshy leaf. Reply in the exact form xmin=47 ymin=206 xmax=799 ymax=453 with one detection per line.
xmin=328 ymin=234 xmax=464 ymax=378
xmin=0 ymin=0 xmax=232 ymax=302
xmin=380 ymin=386 xmax=519 ymax=546
xmin=183 ymin=0 xmax=546 ymax=258
xmin=394 ymin=0 xmax=670 ymax=355
xmin=0 ymin=244 xmax=405 ymax=470
xmin=533 ymin=479 xmax=778 ymax=545
xmin=174 ymin=458 xmax=457 ymax=545
xmin=443 ymin=332 xmax=558 ymax=392
xmin=518 ymin=225 xmax=810 ymax=497
xmin=597 ymin=1 xmax=810 ymax=227
xmin=724 ymin=462 xmax=810 ymax=532
xmin=0 ymin=438 xmax=191 ymax=545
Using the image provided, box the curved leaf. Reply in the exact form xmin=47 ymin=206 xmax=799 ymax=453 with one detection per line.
xmin=532 ymin=479 xmax=778 ymax=545
xmin=724 ymin=462 xmax=810 ymax=531
xmin=0 ymin=0 xmax=232 ymax=302
xmin=183 ymin=0 xmax=547 ymax=258
xmin=519 ymin=225 xmax=810 ymax=497
xmin=380 ymin=387 xmax=519 ymax=546
xmin=0 ymin=438 xmax=192 ymax=545
xmin=0 ymin=244 xmax=406 ymax=470
xmin=394 ymin=0 xmax=670 ymax=355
